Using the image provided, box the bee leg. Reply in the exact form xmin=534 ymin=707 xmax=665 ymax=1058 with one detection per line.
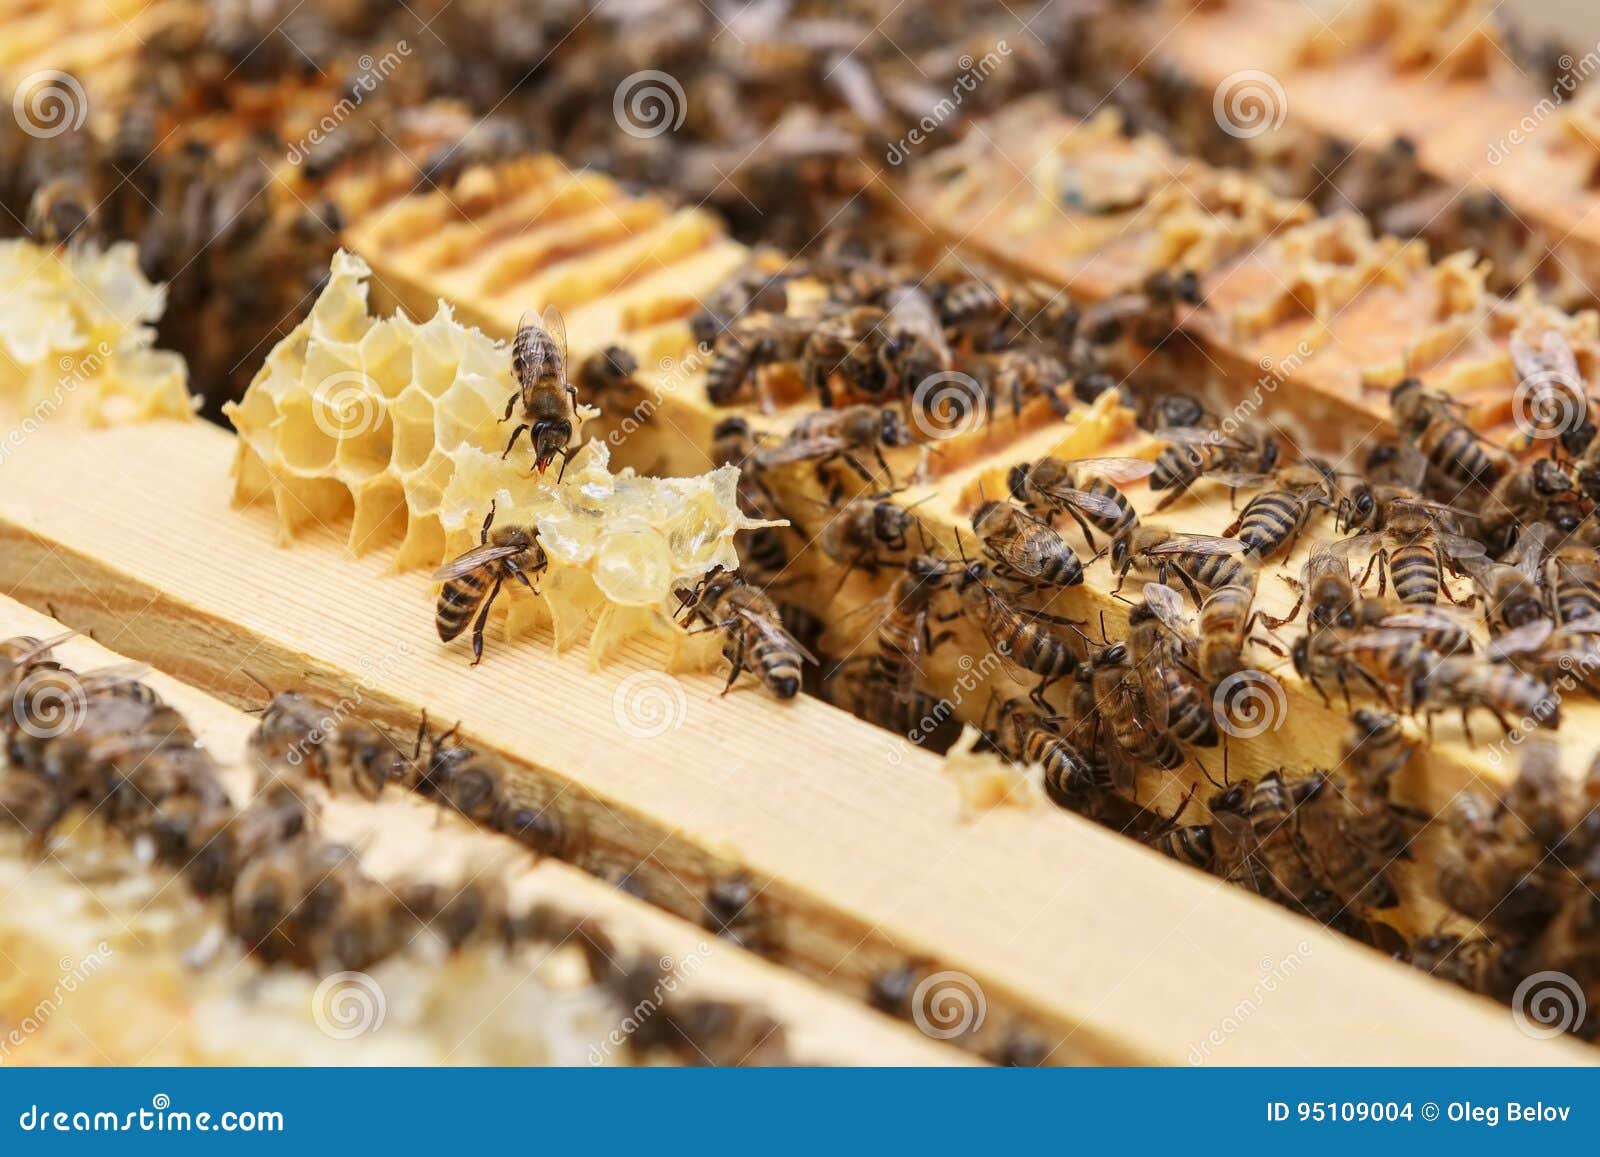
xmin=469 ymin=577 xmax=505 ymax=667
xmin=555 ymin=447 xmax=575 ymax=483
xmin=503 ymin=392 xmax=520 ymax=422
xmin=501 ymin=424 xmax=531 ymax=459
xmin=1029 ymin=676 xmax=1059 ymax=711
xmin=720 ymin=631 xmax=749 ymax=696
xmin=1056 ymin=505 xmax=1095 ymax=550
xmin=479 ymin=500 xmax=498 ymax=543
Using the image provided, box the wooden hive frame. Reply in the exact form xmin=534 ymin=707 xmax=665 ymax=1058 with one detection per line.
xmin=1109 ymin=0 xmax=1600 ymax=306
xmin=0 ymin=597 xmax=953 ymax=1066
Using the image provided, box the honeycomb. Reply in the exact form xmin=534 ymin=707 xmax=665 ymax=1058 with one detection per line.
xmin=0 ymin=240 xmax=193 ymax=426
xmin=226 ymin=250 xmax=772 ymax=658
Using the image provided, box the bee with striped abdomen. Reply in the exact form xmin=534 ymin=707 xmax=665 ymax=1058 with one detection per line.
xmin=1389 ymin=377 xmax=1503 ymax=490
xmin=433 ymin=502 xmax=548 ymax=665
xmin=1223 ymin=458 xmax=1337 ymax=560
xmin=1149 ymin=425 xmax=1278 ymax=511
xmin=971 ymin=499 xmax=1085 ymax=589
xmin=676 ymin=568 xmax=814 ymax=700
xmin=955 ymin=562 xmax=1083 ymax=707
xmin=1109 ymin=526 xmax=1249 ymax=602
xmin=1007 ymin=455 xmax=1152 ymax=547
xmin=503 ymin=306 xmax=579 ymax=477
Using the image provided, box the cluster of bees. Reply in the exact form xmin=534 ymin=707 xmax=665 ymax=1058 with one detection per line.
xmin=671 ymin=233 xmax=1600 ymax=1030
xmin=0 ymin=632 xmax=792 ymax=1064
xmin=1423 ymin=739 xmax=1600 ymax=1039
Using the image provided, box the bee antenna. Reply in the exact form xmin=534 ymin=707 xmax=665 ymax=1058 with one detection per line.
xmin=1097 ymin=610 xmax=1110 ymax=645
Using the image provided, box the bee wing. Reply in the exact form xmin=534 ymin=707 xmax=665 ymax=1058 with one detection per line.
xmin=432 ymin=543 xmax=525 ymax=581
xmin=1324 ymin=533 xmax=1380 ymax=560
xmin=753 ymin=435 xmax=849 ymax=469
xmin=1049 ymin=486 xmax=1128 ymax=520
xmin=1208 ymin=470 xmax=1272 ymax=489
xmin=1509 ymin=524 xmax=1551 ymax=575
xmin=1439 ymin=533 xmax=1488 ymax=562
xmin=1487 ymin=619 xmax=1555 ymax=661
xmin=1329 ymin=631 xmax=1431 ymax=654
xmin=540 ymin=304 xmax=569 ymax=365
xmin=1145 ymin=534 xmax=1246 ymax=555
xmin=736 ymin=607 xmax=819 ymax=666
xmin=1141 ymin=582 xmax=1192 ymax=633
xmin=1070 ymin=456 xmax=1155 ymax=484
xmin=1376 ymin=609 xmax=1471 ymax=633
xmin=1154 ymin=425 xmax=1233 ymax=449
xmin=1510 ymin=328 xmax=1583 ymax=387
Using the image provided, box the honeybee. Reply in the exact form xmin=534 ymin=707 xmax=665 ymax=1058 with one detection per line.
xmin=0 ymin=769 xmax=65 ymax=848
xmin=1077 ymin=269 xmax=1201 ymax=348
xmin=26 ymin=178 xmax=92 ymax=247
xmin=1147 ymin=816 xmax=1216 ymax=871
xmin=1414 ymin=655 xmax=1557 ymax=739
xmin=1485 ymin=617 xmax=1600 ymax=698
xmin=881 ymin=284 xmax=952 ymax=390
xmin=503 ymin=306 xmax=578 ymax=476
xmin=1437 ymin=787 xmax=1561 ymax=939
xmin=1480 ymin=457 xmax=1584 ymax=557
xmin=676 ymin=569 xmax=814 ymax=699
xmin=1265 ymin=543 xmax=1361 ymax=632
xmin=1545 ymin=543 xmax=1600 ymax=625
xmin=1007 ymin=456 xmax=1152 ymax=547
xmin=968 ymin=345 xmax=1073 ymax=421
xmin=1464 ymin=525 xmax=1550 ymax=634
xmin=1389 ymin=377 xmax=1503 ymax=489
xmin=1149 ymin=425 xmax=1278 ymax=510
xmin=690 ymin=262 xmax=790 ymax=347
xmin=852 ymin=554 xmax=959 ymax=697
xmin=1196 ymin=579 xmax=1269 ymax=682
xmin=321 ymin=719 xmax=411 ymax=801
xmin=990 ymin=697 xmax=1098 ymax=807
xmin=936 ymin=278 xmax=1076 ymax=352
xmin=1208 ymin=773 xmax=1334 ymax=919
xmin=823 ymin=661 xmax=964 ymax=752
xmin=1109 ymin=527 xmax=1249 ymax=601
xmin=706 ymin=312 xmax=808 ymax=406
xmin=752 ymin=404 xmax=912 ymax=490
xmin=433 ymin=501 xmax=549 ymax=664
xmin=817 ymin=494 xmax=917 ymax=573
xmin=971 ymin=499 xmax=1084 ymax=588
xmin=1410 ymin=933 xmax=1522 ymax=999
xmin=1290 ymin=624 xmax=1430 ymax=709
xmin=956 ymin=564 xmax=1083 ymax=706
xmin=1223 ymin=459 xmax=1337 ymax=560
xmin=704 ymin=874 xmax=770 ymax=954
xmin=1083 ymin=640 xmax=1184 ymax=771
xmin=575 ymin=344 xmax=639 ymax=400
xmin=1509 ymin=326 xmax=1594 ymax=456
xmin=1346 ymin=500 xmax=1485 ymax=606
xmin=799 ymin=306 xmax=892 ymax=406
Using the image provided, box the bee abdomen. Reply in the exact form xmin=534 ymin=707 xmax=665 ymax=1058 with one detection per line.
xmin=1150 ymin=446 xmax=1202 ymax=491
xmin=1152 ymin=823 xmax=1214 ymax=870
xmin=1390 ymin=547 xmax=1439 ymax=604
xmin=753 ymin=635 xmax=803 ymax=699
xmin=436 ymin=574 xmax=490 ymax=641
xmin=1237 ymin=493 xmax=1302 ymax=557
xmin=1085 ymin=478 xmax=1137 ymax=535
xmin=1164 ymin=675 xmax=1219 ymax=747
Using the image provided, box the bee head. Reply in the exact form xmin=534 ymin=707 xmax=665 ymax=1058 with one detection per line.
xmin=878 ymin=408 xmax=912 ymax=447
xmin=712 ymin=416 xmax=750 ymax=441
xmin=1101 ymin=642 xmax=1128 ymax=665
xmin=1290 ymin=635 xmax=1310 ymax=678
xmin=1007 ymin=462 xmax=1031 ymax=502
xmin=1210 ymin=784 xmax=1247 ymax=813
xmin=532 ymin=421 xmax=573 ymax=474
